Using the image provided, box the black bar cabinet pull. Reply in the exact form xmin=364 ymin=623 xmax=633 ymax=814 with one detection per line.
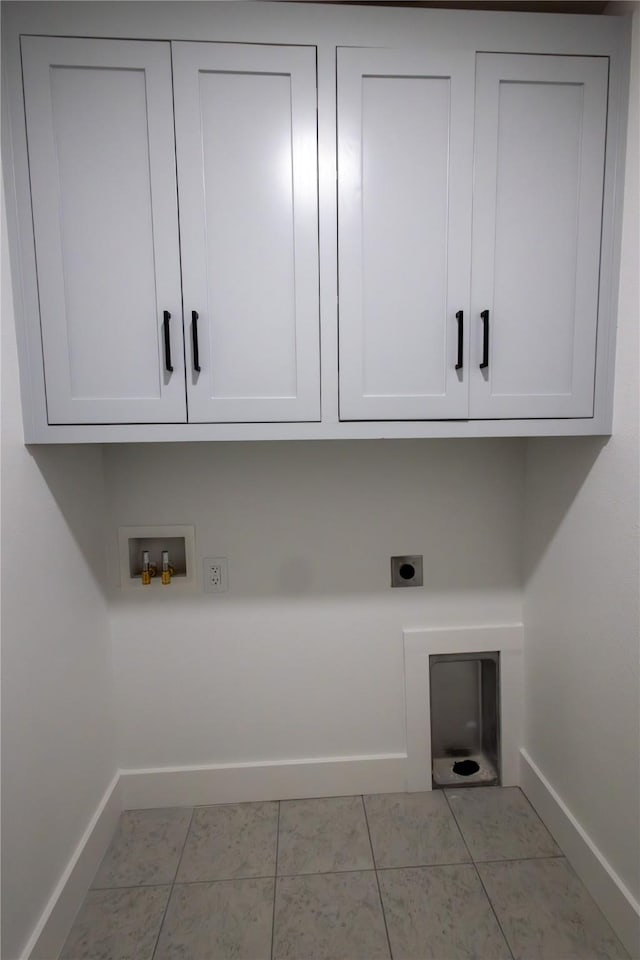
xmin=163 ymin=310 xmax=174 ymax=373
xmin=480 ymin=309 xmax=489 ymax=370
xmin=455 ymin=310 xmax=464 ymax=371
xmin=192 ymin=310 xmax=201 ymax=373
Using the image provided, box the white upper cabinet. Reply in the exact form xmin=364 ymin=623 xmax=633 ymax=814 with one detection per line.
xmin=21 ymin=37 xmax=185 ymax=424
xmin=7 ymin=5 xmax=628 ymax=441
xmin=469 ymin=54 xmax=609 ymax=419
xmin=337 ymin=48 xmax=475 ymax=421
xmin=172 ymin=42 xmax=320 ymax=423
xmin=338 ymin=48 xmax=609 ymax=424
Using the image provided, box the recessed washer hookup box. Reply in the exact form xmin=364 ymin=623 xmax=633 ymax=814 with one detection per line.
xmin=430 ymin=651 xmax=500 ymax=788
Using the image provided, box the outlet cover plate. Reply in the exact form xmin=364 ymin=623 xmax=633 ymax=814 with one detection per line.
xmin=204 ymin=557 xmax=228 ymax=594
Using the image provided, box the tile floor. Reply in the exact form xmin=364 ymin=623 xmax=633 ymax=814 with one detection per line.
xmin=60 ymin=786 xmax=629 ymax=960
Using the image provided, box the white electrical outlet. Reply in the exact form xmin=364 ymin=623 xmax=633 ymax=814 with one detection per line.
xmin=203 ymin=557 xmax=228 ymax=594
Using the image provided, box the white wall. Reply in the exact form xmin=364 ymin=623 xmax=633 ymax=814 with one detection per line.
xmin=105 ymin=438 xmax=524 ymax=768
xmin=522 ymin=6 xmax=639 ymax=904
xmin=1 ymin=197 xmax=116 ymax=958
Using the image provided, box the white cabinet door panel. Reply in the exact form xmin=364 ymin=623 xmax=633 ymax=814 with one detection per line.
xmin=173 ymin=42 xmax=320 ymax=423
xmin=338 ymin=48 xmax=474 ymax=421
xmin=21 ymin=37 xmax=185 ymax=424
xmin=470 ymin=54 xmax=608 ymax=419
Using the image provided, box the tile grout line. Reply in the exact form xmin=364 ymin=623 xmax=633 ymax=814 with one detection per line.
xmin=361 ymin=795 xmax=394 ymax=960
xmin=374 ymin=860 xmax=474 ymax=873
xmin=443 ymin=791 xmax=515 ymax=960
xmin=150 ymin=806 xmax=196 ymax=960
xmin=440 ymin=790 xmax=474 ymax=863
xmin=471 ymin=853 xmax=566 ymax=865
xmin=275 ymin=865 xmax=391 ymax=879
xmin=471 ymin=861 xmax=516 ymax=960
xmin=89 ymin=881 xmax=176 ymax=892
xmin=170 ymin=807 xmax=197 ymax=885
xmin=152 ymin=872 xmax=281 ymax=888
xmin=270 ymin=801 xmax=281 ymax=960
xmin=89 ymin=866 xmax=419 ymax=893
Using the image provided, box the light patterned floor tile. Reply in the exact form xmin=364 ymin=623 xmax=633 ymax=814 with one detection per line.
xmin=446 ymin=786 xmax=561 ymax=861
xmin=364 ymin=791 xmax=470 ymax=868
xmin=378 ymin=863 xmax=512 ymax=959
xmin=59 ymin=886 xmax=170 ymax=960
xmin=92 ymin=808 xmax=192 ymax=888
xmin=277 ymin=796 xmax=373 ymax=875
xmin=273 ymin=871 xmax=390 ymax=960
xmin=154 ymin=878 xmax=274 ymax=960
xmin=176 ymin=801 xmax=278 ymax=882
xmin=478 ymin=858 xmax=629 ymax=959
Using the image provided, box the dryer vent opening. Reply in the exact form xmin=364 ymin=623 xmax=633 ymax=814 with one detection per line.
xmin=452 ymin=759 xmax=481 ymax=777
xmin=430 ymin=651 xmax=500 ymax=788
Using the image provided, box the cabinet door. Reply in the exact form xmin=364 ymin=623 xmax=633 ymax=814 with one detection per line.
xmin=337 ymin=48 xmax=475 ymax=421
xmin=470 ymin=54 xmax=608 ymax=419
xmin=21 ymin=37 xmax=185 ymax=424
xmin=173 ymin=43 xmax=320 ymax=423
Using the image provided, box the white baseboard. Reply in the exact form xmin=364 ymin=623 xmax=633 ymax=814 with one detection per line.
xmin=520 ymin=749 xmax=640 ymax=959
xmin=24 ymin=773 xmax=123 ymax=960
xmin=119 ymin=753 xmax=409 ymax=809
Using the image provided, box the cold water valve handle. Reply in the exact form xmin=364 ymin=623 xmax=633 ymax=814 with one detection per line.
xmin=161 ymin=549 xmax=174 ymax=586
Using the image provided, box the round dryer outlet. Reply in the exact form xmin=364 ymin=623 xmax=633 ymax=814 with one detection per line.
xmin=390 ymin=555 xmax=423 ymax=587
